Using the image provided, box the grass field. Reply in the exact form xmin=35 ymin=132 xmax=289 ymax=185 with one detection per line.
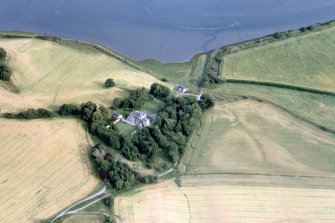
xmin=182 ymin=100 xmax=335 ymax=176
xmin=61 ymin=214 xmax=106 ymax=223
xmin=209 ymin=83 xmax=335 ymax=131
xmin=221 ymin=26 xmax=335 ymax=92
xmin=114 ymin=178 xmax=335 ymax=223
xmin=0 ymin=38 xmax=169 ymax=113
xmin=0 ymin=118 xmax=99 ymax=223
xmin=137 ymin=54 xmax=206 ymax=91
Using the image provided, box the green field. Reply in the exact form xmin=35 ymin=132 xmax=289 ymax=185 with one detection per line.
xmin=137 ymin=54 xmax=206 ymax=91
xmin=221 ymin=26 xmax=335 ymax=92
xmin=209 ymin=83 xmax=335 ymax=132
xmin=141 ymin=99 xmax=164 ymax=113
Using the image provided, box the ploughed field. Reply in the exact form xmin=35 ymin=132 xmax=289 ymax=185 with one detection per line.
xmin=0 ymin=118 xmax=99 ymax=223
xmin=0 ymin=38 xmax=168 ymax=113
xmin=221 ymin=26 xmax=335 ymax=92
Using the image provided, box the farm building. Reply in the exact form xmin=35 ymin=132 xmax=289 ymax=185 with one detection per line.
xmin=174 ymin=85 xmax=187 ymax=94
xmin=126 ymin=111 xmax=150 ymax=128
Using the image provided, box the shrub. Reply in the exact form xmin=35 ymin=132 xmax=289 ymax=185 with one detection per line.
xmin=3 ymin=108 xmax=55 ymax=119
xmin=58 ymin=104 xmax=80 ymax=115
xmin=105 ymin=78 xmax=116 ymax=88
xmin=0 ymin=48 xmax=7 ymax=61
xmin=198 ymin=94 xmax=215 ymax=110
xmin=149 ymin=83 xmax=171 ymax=99
xmin=0 ymin=64 xmax=12 ymax=81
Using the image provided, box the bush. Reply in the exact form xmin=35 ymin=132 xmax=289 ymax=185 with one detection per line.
xmin=105 ymin=78 xmax=116 ymax=88
xmin=0 ymin=64 xmax=12 ymax=81
xmin=198 ymin=94 xmax=215 ymax=110
xmin=4 ymin=108 xmax=55 ymax=119
xmin=58 ymin=104 xmax=80 ymax=115
xmin=149 ymin=83 xmax=171 ymax=99
xmin=0 ymin=48 xmax=7 ymax=61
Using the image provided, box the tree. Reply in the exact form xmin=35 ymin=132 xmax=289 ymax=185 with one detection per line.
xmin=80 ymin=101 xmax=97 ymax=122
xmin=0 ymin=48 xmax=7 ymax=61
xmin=58 ymin=104 xmax=80 ymax=115
xmin=0 ymin=64 xmax=12 ymax=81
xmin=149 ymin=83 xmax=171 ymax=99
xmin=105 ymin=78 xmax=116 ymax=88
xmin=198 ymin=94 xmax=214 ymax=110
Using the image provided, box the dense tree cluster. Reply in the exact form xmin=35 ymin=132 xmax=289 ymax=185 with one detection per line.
xmin=0 ymin=48 xmax=12 ymax=81
xmin=105 ymin=78 xmax=116 ymax=88
xmin=112 ymin=87 xmax=151 ymax=111
xmin=149 ymin=83 xmax=171 ymax=99
xmin=121 ymin=96 xmax=203 ymax=164
xmin=4 ymin=108 xmax=55 ymax=119
xmin=92 ymin=144 xmax=157 ymax=191
xmin=22 ymin=83 xmax=211 ymax=190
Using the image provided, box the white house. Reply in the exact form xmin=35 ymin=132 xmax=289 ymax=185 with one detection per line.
xmin=174 ymin=85 xmax=187 ymax=94
xmin=126 ymin=111 xmax=151 ymax=128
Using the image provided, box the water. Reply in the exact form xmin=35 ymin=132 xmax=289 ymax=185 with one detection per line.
xmin=0 ymin=0 xmax=335 ymax=62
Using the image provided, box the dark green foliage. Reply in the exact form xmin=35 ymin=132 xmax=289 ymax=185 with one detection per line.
xmin=80 ymin=101 xmax=97 ymax=122
xmin=3 ymin=108 xmax=55 ymax=119
xmin=0 ymin=48 xmax=7 ymax=61
xmin=92 ymin=143 xmax=157 ymax=191
xmin=121 ymin=96 xmax=203 ymax=163
xmin=198 ymin=94 xmax=215 ymax=110
xmin=149 ymin=83 xmax=171 ymax=99
xmin=273 ymin=32 xmax=287 ymax=39
xmin=105 ymin=78 xmax=116 ymax=88
xmin=58 ymin=104 xmax=80 ymax=115
xmin=112 ymin=87 xmax=151 ymax=111
xmin=0 ymin=64 xmax=12 ymax=81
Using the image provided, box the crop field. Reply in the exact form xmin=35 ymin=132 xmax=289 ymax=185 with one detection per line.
xmin=221 ymin=26 xmax=335 ymax=92
xmin=0 ymin=38 xmax=169 ymax=113
xmin=183 ymin=100 xmax=335 ymax=176
xmin=114 ymin=178 xmax=335 ymax=223
xmin=209 ymin=83 xmax=335 ymax=131
xmin=0 ymin=118 xmax=99 ymax=223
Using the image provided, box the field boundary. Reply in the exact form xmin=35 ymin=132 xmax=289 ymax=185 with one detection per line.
xmin=0 ymin=32 xmax=147 ymax=74
xmin=224 ymin=78 xmax=335 ymax=96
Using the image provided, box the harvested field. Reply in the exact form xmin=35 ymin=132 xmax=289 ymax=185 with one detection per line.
xmin=221 ymin=26 xmax=335 ymax=92
xmin=0 ymin=38 xmax=168 ymax=112
xmin=183 ymin=100 xmax=335 ymax=176
xmin=114 ymin=178 xmax=335 ymax=223
xmin=0 ymin=118 xmax=99 ymax=223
